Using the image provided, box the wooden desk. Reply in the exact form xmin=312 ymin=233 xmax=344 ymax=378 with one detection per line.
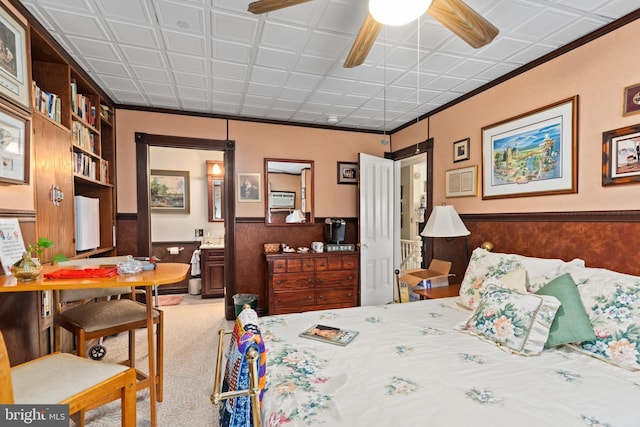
xmin=412 ymin=284 xmax=461 ymax=300
xmin=0 ymin=262 xmax=190 ymax=427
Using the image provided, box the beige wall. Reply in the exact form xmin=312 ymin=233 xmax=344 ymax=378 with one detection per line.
xmin=111 ymin=18 xmax=640 ymax=220
xmin=116 ymin=111 xmax=387 ymax=218
xmin=392 ymin=18 xmax=640 ymax=215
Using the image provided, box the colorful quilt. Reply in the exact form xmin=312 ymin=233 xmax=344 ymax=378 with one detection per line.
xmin=220 ymin=308 xmax=266 ymax=427
xmin=259 ymin=299 xmax=640 ymax=427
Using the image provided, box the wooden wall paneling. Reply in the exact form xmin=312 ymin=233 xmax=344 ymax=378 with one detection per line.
xmin=150 ymin=241 xmax=199 ymax=294
xmin=115 ymin=213 xmax=138 ymax=257
xmin=0 ymin=214 xmax=41 ymax=365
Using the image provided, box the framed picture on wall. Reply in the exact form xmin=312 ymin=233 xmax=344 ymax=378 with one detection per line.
xmin=623 ymin=83 xmax=640 ymax=116
xmin=602 ymin=123 xmax=640 ymax=186
xmin=150 ymin=170 xmax=190 ymax=213
xmin=238 ymin=172 xmax=261 ymax=202
xmin=453 ymin=138 xmax=470 ymax=162
xmin=0 ymin=3 xmax=29 ymax=110
xmin=481 ymin=96 xmax=578 ymax=199
xmin=0 ymin=105 xmax=29 ymax=184
xmin=445 ymin=165 xmax=477 ymax=198
xmin=337 ymin=161 xmax=357 ymax=184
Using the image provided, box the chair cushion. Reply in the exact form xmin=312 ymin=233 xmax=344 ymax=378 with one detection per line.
xmin=11 ymin=353 xmax=129 ymax=403
xmin=58 ymin=299 xmax=160 ymax=332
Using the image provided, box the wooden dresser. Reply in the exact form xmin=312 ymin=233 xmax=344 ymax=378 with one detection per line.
xmin=265 ymin=252 xmax=359 ymax=315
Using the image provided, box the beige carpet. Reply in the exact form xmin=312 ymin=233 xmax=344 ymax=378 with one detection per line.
xmin=81 ymin=294 xmax=233 ymax=426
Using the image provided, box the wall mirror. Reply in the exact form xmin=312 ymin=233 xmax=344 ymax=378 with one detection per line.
xmin=207 ymin=160 xmax=224 ymax=222
xmin=264 ymin=158 xmax=314 ymax=226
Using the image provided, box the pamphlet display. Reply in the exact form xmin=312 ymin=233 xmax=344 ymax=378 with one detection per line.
xmin=0 ymin=218 xmax=27 ymax=275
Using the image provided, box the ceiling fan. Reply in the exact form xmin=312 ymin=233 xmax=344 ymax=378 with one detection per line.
xmin=248 ymin=0 xmax=499 ymax=68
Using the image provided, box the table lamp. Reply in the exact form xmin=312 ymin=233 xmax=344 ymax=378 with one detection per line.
xmin=420 ymin=204 xmax=470 ymax=261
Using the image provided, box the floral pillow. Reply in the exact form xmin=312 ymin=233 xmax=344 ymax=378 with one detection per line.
xmin=457 ymin=248 xmax=578 ymax=309
xmin=566 ymin=265 xmax=640 ymax=370
xmin=455 ymin=284 xmax=560 ymax=355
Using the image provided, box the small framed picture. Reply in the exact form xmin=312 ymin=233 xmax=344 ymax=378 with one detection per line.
xmin=602 ymin=123 xmax=640 ymax=186
xmin=453 ymin=138 xmax=470 ymax=163
xmin=337 ymin=161 xmax=357 ymax=184
xmin=0 ymin=3 xmax=29 ymax=110
xmin=150 ymin=170 xmax=190 ymax=213
xmin=623 ymin=83 xmax=640 ymax=116
xmin=238 ymin=172 xmax=262 ymax=202
xmin=446 ymin=165 xmax=477 ymax=198
xmin=0 ymin=105 xmax=29 ymax=185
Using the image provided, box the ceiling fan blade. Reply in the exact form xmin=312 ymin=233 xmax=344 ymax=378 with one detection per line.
xmin=344 ymin=13 xmax=383 ymax=68
xmin=427 ymin=0 xmax=499 ymax=49
xmin=248 ymin=0 xmax=313 ymax=15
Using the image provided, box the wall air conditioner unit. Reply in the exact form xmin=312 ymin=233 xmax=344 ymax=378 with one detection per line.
xmin=269 ymin=191 xmax=295 ymax=209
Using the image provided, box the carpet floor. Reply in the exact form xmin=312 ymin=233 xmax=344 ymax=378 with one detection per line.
xmin=80 ymin=294 xmax=233 ymax=426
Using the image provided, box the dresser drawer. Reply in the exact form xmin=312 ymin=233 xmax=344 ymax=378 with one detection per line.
xmin=342 ymin=255 xmax=358 ymax=270
xmin=272 ymin=273 xmax=314 ymax=291
xmin=202 ymin=248 xmax=224 ymax=261
xmin=272 ymin=291 xmax=315 ymax=308
xmin=317 ymin=287 xmax=356 ymax=305
xmin=316 ymin=270 xmax=357 ymax=287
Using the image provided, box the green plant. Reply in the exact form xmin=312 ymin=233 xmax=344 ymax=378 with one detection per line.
xmin=28 ymin=237 xmax=68 ymax=263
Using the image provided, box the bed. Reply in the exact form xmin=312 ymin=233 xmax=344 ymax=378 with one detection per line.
xmin=256 ymin=249 xmax=640 ymax=427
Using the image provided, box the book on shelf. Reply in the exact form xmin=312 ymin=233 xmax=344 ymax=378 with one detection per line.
xmin=299 ymin=324 xmax=358 ymax=346
xmin=32 ymin=80 xmax=62 ymax=124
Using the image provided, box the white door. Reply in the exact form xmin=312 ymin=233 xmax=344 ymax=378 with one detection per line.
xmin=359 ymin=153 xmax=396 ymax=306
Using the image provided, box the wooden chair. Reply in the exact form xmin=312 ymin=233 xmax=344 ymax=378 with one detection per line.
xmin=53 ymin=257 xmax=164 ymax=404
xmin=0 ymin=328 xmax=136 ymax=427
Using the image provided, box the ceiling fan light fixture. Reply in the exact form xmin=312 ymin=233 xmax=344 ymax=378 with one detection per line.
xmin=369 ymin=0 xmax=430 ymax=26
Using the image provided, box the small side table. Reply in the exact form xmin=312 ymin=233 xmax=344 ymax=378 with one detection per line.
xmin=413 ymin=284 xmax=461 ymax=300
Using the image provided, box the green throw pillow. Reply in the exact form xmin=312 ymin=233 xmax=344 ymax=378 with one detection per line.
xmin=536 ymin=273 xmax=595 ymax=348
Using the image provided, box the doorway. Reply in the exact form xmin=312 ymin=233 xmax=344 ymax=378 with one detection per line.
xmin=399 ymin=153 xmax=427 ymax=272
xmin=134 ymin=133 xmax=236 ymax=309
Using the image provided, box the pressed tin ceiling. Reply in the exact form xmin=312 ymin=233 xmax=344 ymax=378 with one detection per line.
xmin=17 ymin=0 xmax=640 ymax=132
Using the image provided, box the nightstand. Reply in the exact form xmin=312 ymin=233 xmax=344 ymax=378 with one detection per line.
xmin=412 ymin=284 xmax=461 ymax=300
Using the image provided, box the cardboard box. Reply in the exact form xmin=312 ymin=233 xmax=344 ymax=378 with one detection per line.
xmin=398 ymin=260 xmax=453 ymax=302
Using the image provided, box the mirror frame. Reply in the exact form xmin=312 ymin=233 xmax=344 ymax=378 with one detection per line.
xmin=264 ymin=158 xmax=314 ymax=226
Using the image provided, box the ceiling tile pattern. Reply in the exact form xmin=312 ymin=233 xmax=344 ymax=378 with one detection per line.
xmin=18 ymin=0 xmax=640 ymax=131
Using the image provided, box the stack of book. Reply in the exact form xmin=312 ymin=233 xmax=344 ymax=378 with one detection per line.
xmin=70 ymin=79 xmax=97 ymax=127
xmin=32 ymin=81 xmax=62 ymax=123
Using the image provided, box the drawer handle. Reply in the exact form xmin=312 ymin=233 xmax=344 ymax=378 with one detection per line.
xmin=346 ymin=262 xmax=353 ymax=266
xmin=278 ymin=298 xmax=282 ymax=303
xmin=317 ymin=278 xmax=324 ymax=283
xmin=348 ymin=276 xmax=353 ymax=280
xmin=306 ymin=263 xmax=312 ymax=268
xmin=276 ymin=280 xmax=282 ymax=284
xmin=308 ymin=295 xmax=312 ymax=300
xmin=319 ymin=295 xmax=324 ymax=300
xmin=307 ymin=278 xmax=313 ymax=283
xmin=347 ymin=292 xmax=352 ymax=297
xmin=318 ymin=263 xmax=325 ymax=267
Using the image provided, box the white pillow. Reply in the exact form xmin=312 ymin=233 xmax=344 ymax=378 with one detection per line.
xmin=456 ymin=284 xmax=560 ymax=355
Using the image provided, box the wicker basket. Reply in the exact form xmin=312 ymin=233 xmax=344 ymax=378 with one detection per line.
xmin=264 ymin=243 xmax=280 ymax=253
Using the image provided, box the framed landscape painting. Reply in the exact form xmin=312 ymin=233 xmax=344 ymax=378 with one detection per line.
xmin=481 ymin=96 xmax=578 ymax=200
xmin=150 ymin=170 xmax=190 ymax=213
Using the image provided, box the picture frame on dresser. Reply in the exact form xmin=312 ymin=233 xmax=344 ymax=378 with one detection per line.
xmin=481 ymin=96 xmax=578 ymax=200
xmin=602 ymin=123 xmax=640 ymax=186
xmin=0 ymin=104 xmax=29 ymax=184
xmin=0 ymin=3 xmax=29 ymax=110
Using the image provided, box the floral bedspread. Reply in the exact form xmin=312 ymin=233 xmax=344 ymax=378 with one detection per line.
xmin=259 ymin=299 xmax=640 ymax=427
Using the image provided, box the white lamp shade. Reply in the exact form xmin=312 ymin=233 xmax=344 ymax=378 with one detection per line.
xmin=420 ymin=205 xmax=470 ymax=237
xmin=285 ymin=209 xmax=306 ymax=223
xmin=369 ymin=0 xmax=431 ymax=26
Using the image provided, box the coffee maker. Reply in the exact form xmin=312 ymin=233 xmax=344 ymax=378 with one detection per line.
xmin=325 ymin=218 xmax=346 ymax=244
